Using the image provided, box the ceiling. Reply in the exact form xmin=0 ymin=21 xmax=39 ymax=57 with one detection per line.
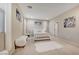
xmin=19 ymin=3 xmax=79 ymax=20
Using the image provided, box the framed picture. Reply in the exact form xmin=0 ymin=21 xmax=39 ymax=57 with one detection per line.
xmin=16 ymin=9 xmax=21 ymax=22
xmin=64 ymin=16 xmax=76 ymax=28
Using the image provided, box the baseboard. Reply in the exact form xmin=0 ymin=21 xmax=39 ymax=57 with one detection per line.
xmin=57 ymin=36 xmax=79 ymax=47
xmin=49 ymin=35 xmax=79 ymax=47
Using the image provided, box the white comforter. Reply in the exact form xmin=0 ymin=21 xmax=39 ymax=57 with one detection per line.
xmin=34 ymin=32 xmax=50 ymax=37
xmin=34 ymin=32 xmax=50 ymax=40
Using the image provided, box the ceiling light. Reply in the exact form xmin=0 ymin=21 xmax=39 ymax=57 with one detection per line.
xmin=27 ymin=6 xmax=32 ymax=9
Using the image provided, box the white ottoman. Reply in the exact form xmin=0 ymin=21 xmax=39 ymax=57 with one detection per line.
xmin=15 ymin=35 xmax=28 ymax=48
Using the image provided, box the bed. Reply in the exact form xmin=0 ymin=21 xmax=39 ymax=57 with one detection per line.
xmin=34 ymin=32 xmax=50 ymax=41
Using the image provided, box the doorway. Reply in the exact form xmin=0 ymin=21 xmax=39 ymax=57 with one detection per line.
xmin=54 ymin=22 xmax=58 ymax=37
xmin=0 ymin=9 xmax=5 ymax=51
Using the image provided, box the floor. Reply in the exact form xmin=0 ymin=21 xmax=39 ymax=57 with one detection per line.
xmin=13 ymin=36 xmax=79 ymax=55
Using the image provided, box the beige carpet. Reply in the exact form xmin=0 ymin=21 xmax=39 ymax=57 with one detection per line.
xmin=35 ymin=41 xmax=63 ymax=53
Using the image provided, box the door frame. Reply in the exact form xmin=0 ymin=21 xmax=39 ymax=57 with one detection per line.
xmin=54 ymin=22 xmax=59 ymax=37
xmin=0 ymin=8 xmax=5 ymax=50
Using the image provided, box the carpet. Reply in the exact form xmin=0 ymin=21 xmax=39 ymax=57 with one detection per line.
xmin=35 ymin=41 xmax=63 ymax=52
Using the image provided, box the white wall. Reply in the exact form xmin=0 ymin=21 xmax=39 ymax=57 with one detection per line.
xmin=11 ymin=4 xmax=24 ymax=54
xmin=49 ymin=5 xmax=79 ymax=44
xmin=0 ymin=3 xmax=24 ymax=54
xmin=26 ymin=19 xmax=48 ymax=34
xmin=0 ymin=3 xmax=12 ymax=52
xmin=49 ymin=20 xmax=54 ymax=36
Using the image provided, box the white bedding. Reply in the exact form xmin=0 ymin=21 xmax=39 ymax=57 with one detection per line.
xmin=35 ymin=32 xmax=50 ymax=36
xmin=34 ymin=32 xmax=50 ymax=40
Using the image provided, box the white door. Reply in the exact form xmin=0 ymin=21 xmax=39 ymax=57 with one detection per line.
xmin=54 ymin=22 xmax=58 ymax=37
